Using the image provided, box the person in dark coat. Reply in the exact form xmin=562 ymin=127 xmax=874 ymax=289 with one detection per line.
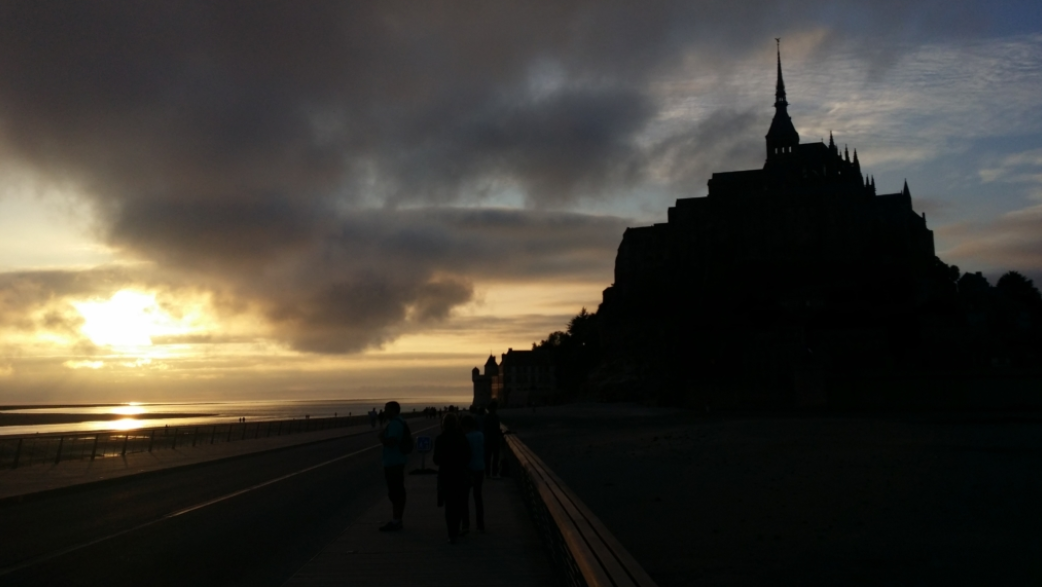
xmin=461 ymin=414 xmax=485 ymax=533
xmin=482 ymin=400 xmax=503 ymax=478
xmin=433 ymin=412 xmax=471 ymax=543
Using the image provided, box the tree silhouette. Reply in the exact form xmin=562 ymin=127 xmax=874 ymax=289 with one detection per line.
xmin=996 ymin=271 xmax=1042 ymax=309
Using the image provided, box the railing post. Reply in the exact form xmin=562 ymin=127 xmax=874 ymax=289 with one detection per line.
xmin=148 ymin=429 xmax=156 ymax=453
xmin=191 ymin=427 xmax=199 ymax=447
xmin=227 ymin=424 xmax=233 ymax=442
xmin=277 ymin=421 xmax=283 ymax=436
xmin=54 ymin=436 xmax=65 ymax=464
xmin=13 ymin=438 xmax=22 ymax=469
xmin=241 ymin=423 xmax=247 ymax=440
xmin=121 ymin=433 xmax=130 ymax=457
xmin=210 ymin=425 xmax=217 ymax=445
xmin=171 ymin=428 xmax=179 ymax=449
xmin=90 ymin=434 xmax=100 ymax=460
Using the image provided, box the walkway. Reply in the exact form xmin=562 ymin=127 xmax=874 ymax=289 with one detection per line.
xmin=282 ymin=469 xmax=555 ymax=587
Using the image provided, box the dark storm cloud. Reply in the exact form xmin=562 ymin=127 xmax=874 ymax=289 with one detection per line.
xmin=0 ymin=1 xmax=1006 ymax=353
xmin=169 ymin=207 xmax=629 ymax=353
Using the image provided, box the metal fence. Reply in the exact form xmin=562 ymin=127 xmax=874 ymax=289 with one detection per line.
xmin=502 ymin=425 xmax=660 ymax=587
xmin=0 ymin=415 xmax=362 ymax=470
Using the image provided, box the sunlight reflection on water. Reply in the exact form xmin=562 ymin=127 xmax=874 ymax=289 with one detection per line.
xmin=0 ymin=397 xmax=467 ymax=437
xmin=110 ymin=418 xmax=144 ymax=431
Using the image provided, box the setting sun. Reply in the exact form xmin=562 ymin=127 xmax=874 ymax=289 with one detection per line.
xmin=74 ymin=290 xmax=185 ymax=349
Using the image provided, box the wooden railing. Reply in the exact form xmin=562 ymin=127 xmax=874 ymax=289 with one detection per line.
xmin=503 ymin=425 xmax=659 ymax=587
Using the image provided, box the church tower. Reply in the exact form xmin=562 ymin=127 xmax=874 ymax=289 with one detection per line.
xmin=765 ymin=40 xmax=799 ymax=162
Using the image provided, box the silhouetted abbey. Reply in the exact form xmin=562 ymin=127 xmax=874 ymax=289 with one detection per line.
xmin=594 ymin=44 xmax=1031 ymax=407
xmin=473 ymin=45 xmax=1042 ymax=409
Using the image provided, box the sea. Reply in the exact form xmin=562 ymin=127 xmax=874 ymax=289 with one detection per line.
xmin=0 ymin=398 xmax=464 ymax=437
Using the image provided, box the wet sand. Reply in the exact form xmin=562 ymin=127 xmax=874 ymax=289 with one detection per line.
xmin=501 ymin=404 xmax=1042 ymax=586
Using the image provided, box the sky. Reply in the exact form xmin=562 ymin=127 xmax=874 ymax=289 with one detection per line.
xmin=0 ymin=1 xmax=1040 ymax=404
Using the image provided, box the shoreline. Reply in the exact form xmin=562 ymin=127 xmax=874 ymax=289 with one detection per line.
xmin=0 ymin=404 xmax=125 ymax=411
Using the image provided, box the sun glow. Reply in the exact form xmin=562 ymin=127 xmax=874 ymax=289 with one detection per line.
xmin=74 ymin=290 xmax=191 ymax=350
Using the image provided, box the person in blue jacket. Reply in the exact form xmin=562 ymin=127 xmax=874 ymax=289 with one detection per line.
xmin=378 ymin=401 xmax=407 ymax=531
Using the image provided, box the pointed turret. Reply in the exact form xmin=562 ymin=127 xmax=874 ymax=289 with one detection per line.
xmin=902 ymin=179 xmax=910 ymax=197
xmin=844 ymin=145 xmax=850 ymax=163
xmin=852 ymin=149 xmax=861 ymax=174
xmin=765 ymin=39 xmax=800 ymax=162
xmin=828 ymin=131 xmax=836 ymax=154
xmin=484 ymin=354 xmax=499 ymax=376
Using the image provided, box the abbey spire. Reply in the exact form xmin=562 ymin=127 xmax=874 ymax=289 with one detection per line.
xmin=765 ymin=39 xmax=800 ymax=162
xmin=775 ymin=38 xmax=788 ymax=109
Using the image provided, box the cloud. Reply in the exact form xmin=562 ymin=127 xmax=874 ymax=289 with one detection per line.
xmin=179 ymin=207 xmax=629 ymax=353
xmin=978 ymin=148 xmax=1042 ymax=186
xmin=645 ymin=109 xmax=768 ymax=193
xmin=0 ymin=267 xmax=133 ymax=338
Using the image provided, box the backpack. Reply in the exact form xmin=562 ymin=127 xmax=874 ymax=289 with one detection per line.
xmin=399 ymin=419 xmax=414 ymax=454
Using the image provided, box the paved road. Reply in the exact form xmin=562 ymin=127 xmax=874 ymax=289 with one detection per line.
xmin=0 ymin=427 xmax=430 ymax=586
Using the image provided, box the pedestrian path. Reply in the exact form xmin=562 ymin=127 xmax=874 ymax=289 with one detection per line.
xmin=0 ymin=422 xmax=382 ymax=502
xmin=282 ymin=470 xmax=555 ymax=587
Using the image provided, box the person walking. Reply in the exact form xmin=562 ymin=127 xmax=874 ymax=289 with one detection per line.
xmin=378 ymin=401 xmax=408 ymax=531
xmin=461 ymin=414 xmax=485 ymax=533
xmin=433 ymin=412 xmax=471 ymax=543
xmin=482 ymin=400 xmax=503 ymax=478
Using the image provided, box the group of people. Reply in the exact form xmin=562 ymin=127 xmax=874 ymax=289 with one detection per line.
xmin=376 ymin=400 xmax=504 ymax=543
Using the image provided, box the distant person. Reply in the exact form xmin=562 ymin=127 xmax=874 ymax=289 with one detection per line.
xmin=369 ymin=408 xmax=377 ymax=428
xmin=483 ymin=400 xmax=503 ymax=478
xmin=461 ymin=414 xmax=485 ymax=533
xmin=377 ymin=401 xmax=408 ymax=531
xmin=433 ymin=412 xmax=471 ymax=543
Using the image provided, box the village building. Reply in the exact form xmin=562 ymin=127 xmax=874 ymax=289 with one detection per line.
xmin=472 ymin=348 xmax=556 ymax=408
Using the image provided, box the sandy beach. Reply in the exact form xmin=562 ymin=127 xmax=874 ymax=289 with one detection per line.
xmin=502 ymin=404 xmax=1042 ymax=586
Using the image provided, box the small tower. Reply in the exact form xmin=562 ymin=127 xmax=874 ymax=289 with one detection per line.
xmin=484 ymin=354 xmax=499 ymax=377
xmin=765 ymin=39 xmax=800 ymax=162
